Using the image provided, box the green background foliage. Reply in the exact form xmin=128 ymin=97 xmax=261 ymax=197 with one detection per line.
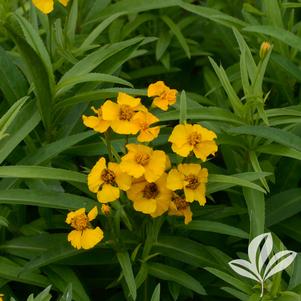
xmin=0 ymin=0 xmax=301 ymax=300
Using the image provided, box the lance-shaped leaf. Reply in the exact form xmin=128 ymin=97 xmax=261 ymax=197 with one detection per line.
xmin=263 ymin=250 xmax=297 ymax=280
xmin=248 ymin=233 xmax=272 ymax=275
xmin=229 ymin=259 xmax=262 ymax=282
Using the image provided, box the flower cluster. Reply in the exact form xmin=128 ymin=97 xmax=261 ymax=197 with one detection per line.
xmin=65 ymin=81 xmax=217 ymax=249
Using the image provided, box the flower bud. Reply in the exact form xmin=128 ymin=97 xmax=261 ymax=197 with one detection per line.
xmin=101 ymin=204 xmax=111 ymax=216
xmin=259 ymin=41 xmax=271 ymax=59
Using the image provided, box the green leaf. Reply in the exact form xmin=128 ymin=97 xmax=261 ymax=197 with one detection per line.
xmin=208 ymin=174 xmax=267 ymax=193
xmin=179 ymin=220 xmax=249 ymax=239
xmin=80 ymin=12 xmax=124 ymax=51
xmin=209 ymin=57 xmax=244 ymax=115
xmin=147 ymin=262 xmax=206 ymax=295
xmin=0 ymin=216 xmax=8 ymax=228
xmin=179 ymin=90 xmax=187 ymax=124
xmin=228 ymin=125 xmax=301 ymax=152
xmin=153 ymin=236 xmax=230 ymax=268
xmin=0 ymin=101 xmax=40 ymax=165
xmin=116 ymin=251 xmax=137 ymax=300
xmin=55 ymin=73 xmax=133 ymax=97
xmin=243 ymin=188 xmax=265 ymax=238
xmin=256 ymin=144 xmax=301 ymax=161
xmin=13 ymin=13 xmax=54 ymax=88
xmin=150 ymin=283 xmax=161 ymax=301
xmin=180 ymin=2 xmax=246 ymax=28
xmin=205 ymin=267 xmax=253 ymax=295
xmin=161 ymin=15 xmax=190 ymax=58
xmin=60 ymin=38 xmax=144 ymax=83
xmin=0 ymin=256 xmax=49 ymax=287
xmin=266 ymin=189 xmax=301 ymax=226
xmin=5 ymin=25 xmax=53 ymax=129
xmin=59 ymin=283 xmax=73 ymax=301
xmin=243 ymin=25 xmax=301 ymax=52
xmin=0 ymin=166 xmax=86 ymax=183
xmin=86 ymin=0 xmax=181 ymax=24
xmin=156 ymin=31 xmax=172 ymax=60
xmin=44 ymin=265 xmax=90 ymax=301
xmin=0 ymin=46 xmax=28 ymax=104
xmin=65 ymin=0 xmax=78 ymax=44
xmin=0 ymin=189 xmax=96 ymax=210
xmin=56 ymin=88 xmax=146 ymax=108
xmin=0 ymin=96 xmax=28 ymax=140
xmin=157 ymin=107 xmax=244 ymax=125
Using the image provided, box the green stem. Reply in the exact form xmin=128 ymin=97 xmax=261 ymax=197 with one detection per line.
xmin=105 ymin=130 xmax=114 ymax=162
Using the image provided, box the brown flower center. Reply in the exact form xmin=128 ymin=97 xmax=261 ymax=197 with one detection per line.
xmin=135 ymin=152 xmax=150 ymax=166
xmin=119 ymin=105 xmax=134 ymax=121
xmin=101 ymin=169 xmax=116 ymax=185
xmin=71 ymin=213 xmax=89 ymax=231
xmin=185 ymin=174 xmax=200 ymax=190
xmin=173 ymin=196 xmax=189 ymax=210
xmin=188 ymin=132 xmax=202 ymax=146
xmin=143 ymin=183 xmax=159 ymax=199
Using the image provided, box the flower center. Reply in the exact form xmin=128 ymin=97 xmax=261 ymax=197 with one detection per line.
xmin=185 ymin=175 xmax=200 ymax=190
xmin=188 ymin=132 xmax=202 ymax=146
xmin=119 ymin=105 xmax=134 ymax=121
xmin=71 ymin=213 xmax=89 ymax=231
xmin=143 ymin=183 xmax=159 ymax=199
xmin=101 ymin=169 xmax=116 ymax=185
xmin=173 ymin=196 xmax=189 ymax=210
xmin=135 ymin=152 xmax=150 ymax=166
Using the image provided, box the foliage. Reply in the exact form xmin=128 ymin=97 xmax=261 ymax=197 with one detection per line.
xmin=0 ymin=0 xmax=301 ymax=300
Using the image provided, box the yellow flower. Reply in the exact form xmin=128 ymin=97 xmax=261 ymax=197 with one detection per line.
xmin=120 ymin=144 xmax=167 ymax=183
xmin=101 ymin=204 xmax=111 ymax=216
xmin=132 ymin=111 xmax=160 ymax=142
xmin=167 ymin=163 xmax=208 ymax=205
xmin=0 ymin=294 xmax=4 ymax=301
xmin=168 ymin=194 xmax=192 ymax=224
xmin=88 ymin=157 xmax=132 ymax=203
xmin=66 ymin=207 xmax=103 ymax=250
xmin=82 ymin=106 xmax=111 ymax=133
xmin=102 ymin=92 xmax=146 ymax=134
xmin=32 ymin=0 xmax=69 ymax=14
xmin=127 ymin=174 xmax=172 ymax=217
xmin=168 ymin=123 xmax=217 ymax=161
xmin=147 ymin=81 xmax=177 ymax=111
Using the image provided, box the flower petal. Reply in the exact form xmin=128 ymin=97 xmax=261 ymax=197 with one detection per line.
xmin=32 ymin=0 xmax=54 ymax=14
xmin=88 ymin=206 xmax=98 ymax=221
xmin=166 ymin=169 xmax=184 ymax=190
xmin=117 ymin=92 xmax=141 ymax=107
xmin=97 ymin=184 xmax=120 ymax=203
xmin=193 ymin=141 xmax=218 ymax=161
xmin=102 ymin=100 xmax=119 ymax=121
xmin=133 ymin=198 xmax=157 ymax=214
xmin=58 ymin=0 xmax=69 ymax=6
xmin=68 ymin=230 xmax=82 ymax=249
xmin=147 ymin=81 xmax=167 ymax=97
xmin=81 ymin=227 xmax=104 ymax=249
xmin=88 ymin=157 xmax=106 ymax=193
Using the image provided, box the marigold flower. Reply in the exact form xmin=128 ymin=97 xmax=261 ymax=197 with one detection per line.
xmin=66 ymin=207 xmax=103 ymax=250
xmin=120 ymin=144 xmax=166 ymax=183
xmin=102 ymin=92 xmax=146 ymax=134
xmin=167 ymin=163 xmax=208 ymax=205
xmin=88 ymin=157 xmax=132 ymax=203
xmin=147 ymin=81 xmax=177 ymax=111
xmin=168 ymin=193 xmax=192 ymax=224
xmin=32 ymin=0 xmax=69 ymax=14
xmin=169 ymin=123 xmax=217 ymax=161
xmin=127 ymin=174 xmax=172 ymax=217
xmin=0 ymin=294 xmax=4 ymax=301
xmin=82 ymin=106 xmax=111 ymax=133
xmin=133 ymin=111 xmax=160 ymax=142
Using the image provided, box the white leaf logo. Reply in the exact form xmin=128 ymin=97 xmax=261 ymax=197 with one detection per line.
xmin=229 ymin=232 xmax=297 ymax=297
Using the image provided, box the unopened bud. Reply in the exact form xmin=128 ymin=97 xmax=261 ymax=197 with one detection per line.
xmin=101 ymin=204 xmax=110 ymax=216
xmin=259 ymin=41 xmax=271 ymax=59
